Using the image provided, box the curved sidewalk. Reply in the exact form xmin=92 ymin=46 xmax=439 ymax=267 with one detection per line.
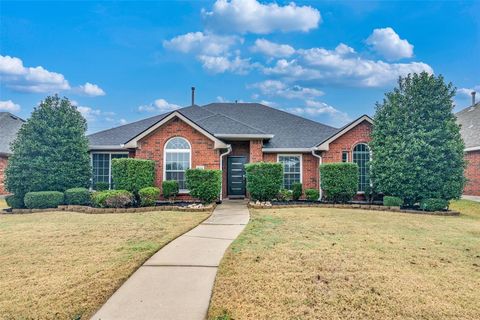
xmin=92 ymin=200 xmax=249 ymax=320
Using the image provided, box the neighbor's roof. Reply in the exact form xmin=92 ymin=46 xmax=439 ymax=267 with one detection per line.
xmin=456 ymin=102 xmax=480 ymax=149
xmin=0 ymin=112 xmax=25 ymax=156
xmin=88 ymin=103 xmax=341 ymax=150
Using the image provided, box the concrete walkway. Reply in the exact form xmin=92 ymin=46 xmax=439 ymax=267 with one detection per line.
xmin=462 ymin=195 xmax=480 ymax=203
xmin=92 ymin=200 xmax=249 ymax=320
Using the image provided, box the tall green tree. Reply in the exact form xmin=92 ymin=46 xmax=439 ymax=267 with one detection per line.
xmin=370 ymin=72 xmax=465 ymax=206
xmin=5 ymin=95 xmax=91 ymax=201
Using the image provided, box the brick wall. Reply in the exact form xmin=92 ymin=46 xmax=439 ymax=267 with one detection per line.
xmin=322 ymin=120 xmax=372 ymax=163
xmin=0 ymin=156 xmax=8 ymax=195
xmin=250 ymin=139 xmax=263 ymax=163
xmin=135 ymin=117 xmax=220 ymax=198
xmin=464 ymin=150 xmax=480 ymax=196
xmin=263 ymin=152 xmax=320 ymax=192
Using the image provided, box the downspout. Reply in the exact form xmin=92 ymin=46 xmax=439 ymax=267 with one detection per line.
xmin=219 ymin=144 xmax=232 ymax=201
xmin=311 ymin=148 xmax=323 ymax=200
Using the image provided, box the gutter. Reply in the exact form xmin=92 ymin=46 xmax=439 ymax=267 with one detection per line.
xmin=219 ymin=145 xmax=232 ymax=201
xmin=465 ymin=146 xmax=480 ymax=152
xmin=311 ymin=148 xmax=323 ymax=200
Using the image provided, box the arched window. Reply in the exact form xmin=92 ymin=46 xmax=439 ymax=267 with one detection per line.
xmin=164 ymin=137 xmax=191 ymax=191
xmin=353 ymin=143 xmax=370 ymax=192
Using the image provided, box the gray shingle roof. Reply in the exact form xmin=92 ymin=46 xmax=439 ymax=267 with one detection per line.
xmin=0 ymin=112 xmax=25 ymax=155
xmin=87 ymin=103 xmax=340 ymax=149
xmin=456 ymin=102 xmax=480 ymax=149
xmin=203 ymin=103 xmax=339 ymax=148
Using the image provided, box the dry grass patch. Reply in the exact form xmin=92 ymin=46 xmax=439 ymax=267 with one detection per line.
xmin=209 ymin=200 xmax=480 ymax=319
xmin=0 ymin=210 xmax=208 ymax=319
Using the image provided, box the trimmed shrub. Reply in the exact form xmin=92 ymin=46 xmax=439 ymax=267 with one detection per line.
xmin=320 ymin=163 xmax=358 ymax=203
xmin=186 ymin=169 xmax=221 ymax=203
xmin=94 ymin=182 xmax=109 ymax=191
xmin=245 ymin=162 xmax=283 ymax=201
xmin=5 ymin=194 xmax=25 ymax=209
xmin=91 ymin=190 xmax=133 ymax=208
xmin=24 ymin=191 xmax=64 ymax=209
xmin=305 ymin=188 xmax=320 ymax=201
xmin=64 ymin=187 xmax=91 ymax=205
xmin=292 ymin=183 xmax=302 ymax=201
xmin=139 ymin=187 xmax=160 ymax=207
xmin=111 ymin=158 xmax=155 ymax=194
xmin=383 ymin=196 xmax=403 ymax=207
xmin=420 ymin=198 xmax=449 ymax=212
xmin=162 ymin=180 xmax=179 ymax=200
xmin=277 ymin=189 xmax=293 ymax=201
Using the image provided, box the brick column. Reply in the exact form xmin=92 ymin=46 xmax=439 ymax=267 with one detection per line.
xmin=249 ymin=140 xmax=263 ymax=163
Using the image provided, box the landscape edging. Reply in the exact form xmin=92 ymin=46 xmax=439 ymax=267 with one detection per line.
xmin=2 ymin=203 xmax=217 ymax=215
xmin=248 ymin=202 xmax=460 ymax=216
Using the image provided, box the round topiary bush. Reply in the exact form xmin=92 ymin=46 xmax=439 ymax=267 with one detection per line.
xmin=383 ymin=196 xmax=404 ymax=207
xmin=91 ymin=190 xmax=133 ymax=208
xmin=24 ymin=191 xmax=64 ymax=209
xmin=5 ymin=194 xmax=25 ymax=209
xmin=305 ymin=189 xmax=320 ymax=201
xmin=139 ymin=187 xmax=160 ymax=207
xmin=64 ymin=188 xmax=91 ymax=205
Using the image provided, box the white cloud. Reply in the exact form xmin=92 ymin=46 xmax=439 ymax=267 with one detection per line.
xmin=77 ymin=106 xmax=102 ymax=121
xmin=163 ymin=31 xmax=241 ymax=55
xmin=138 ymin=98 xmax=181 ymax=112
xmin=202 ymin=0 xmax=321 ymax=34
xmin=119 ymin=118 xmax=128 ymax=125
xmin=0 ymin=100 xmax=21 ymax=112
xmin=366 ymin=27 xmax=414 ymax=60
xmin=78 ymin=82 xmax=106 ymax=97
xmin=286 ymin=100 xmax=352 ymax=126
xmin=251 ymin=39 xmax=295 ymax=58
xmin=457 ymin=85 xmax=480 ymax=97
xmin=0 ymin=55 xmax=70 ymax=93
xmin=198 ymin=55 xmax=252 ymax=74
xmin=251 ymin=80 xmax=323 ymax=99
xmin=263 ymin=43 xmax=432 ymax=87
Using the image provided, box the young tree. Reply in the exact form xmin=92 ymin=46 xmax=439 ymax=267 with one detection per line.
xmin=5 ymin=95 xmax=91 ymax=202
xmin=370 ymin=72 xmax=465 ymax=206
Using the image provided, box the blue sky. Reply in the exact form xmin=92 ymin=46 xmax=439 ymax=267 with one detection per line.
xmin=1 ymin=0 xmax=479 ymax=133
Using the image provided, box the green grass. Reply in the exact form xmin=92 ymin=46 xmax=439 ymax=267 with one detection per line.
xmin=0 ymin=210 xmax=209 ymax=319
xmin=209 ymin=200 xmax=480 ymax=319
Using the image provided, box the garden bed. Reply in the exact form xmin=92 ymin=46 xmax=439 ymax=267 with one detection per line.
xmin=2 ymin=203 xmax=216 ymax=214
xmin=249 ymin=201 xmax=460 ymax=216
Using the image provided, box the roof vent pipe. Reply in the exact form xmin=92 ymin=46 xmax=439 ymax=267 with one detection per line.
xmin=472 ymin=91 xmax=476 ymax=106
xmin=191 ymin=87 xmax=195 ymax=106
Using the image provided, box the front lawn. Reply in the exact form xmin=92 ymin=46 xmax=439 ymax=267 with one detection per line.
xmin=0 ymin=210 xmax=209 ymax=319
xmin=209 ymin=200 xmax=480 ymax=319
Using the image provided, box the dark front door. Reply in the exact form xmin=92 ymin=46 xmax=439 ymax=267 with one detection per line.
xmin=227 ymin=156 xmax=246 ymax=197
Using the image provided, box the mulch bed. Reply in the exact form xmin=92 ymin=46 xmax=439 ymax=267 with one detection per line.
xmin=2 ymin=203 xmax=216 ymax=214
xmin=249 ymin=201 xmax=460 ymax=216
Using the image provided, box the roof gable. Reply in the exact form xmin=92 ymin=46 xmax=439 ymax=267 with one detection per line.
xmin=456 ymin=102 xmax=480 ymax=150
xmin=0 ymin=112 xmax=25 ymax=155
xmin=315 ymin=115 xmax=373 ymax=151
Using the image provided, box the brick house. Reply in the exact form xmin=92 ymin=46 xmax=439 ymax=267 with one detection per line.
xmin=456 ymin=98 xmax=480 ymax=196
xmin=88 ymin=102 xmax=372 ymax=200
xmin=0 ymin=112 xmax=25 ymax=195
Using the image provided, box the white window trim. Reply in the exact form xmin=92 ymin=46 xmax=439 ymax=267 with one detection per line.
xmin=163 ymin=137 xmax=192 ymax=193
xmin=277 ymin=154 xmax=303 ymax=190
xmin=351 ymin=143 xmax=371 ymax=194
xmin=90 ymin=151 xmax=129 ymax=189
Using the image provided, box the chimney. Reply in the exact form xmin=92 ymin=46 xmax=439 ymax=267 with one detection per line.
xmin=191 ymin=87 xmax=196 ymax=106
xmin=472 ymin=91 xmax=476 ymax=106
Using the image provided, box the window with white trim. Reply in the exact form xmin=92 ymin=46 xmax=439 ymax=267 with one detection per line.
xmin=278 ymin=155 xmax=301 ymax=190
xmin=164 ymin=137 xmax=191 ymax=191
xmin=352 ymin=143 xmax=370 ymax=192
xmin=91 ymin=152 xmax=128 ymax=189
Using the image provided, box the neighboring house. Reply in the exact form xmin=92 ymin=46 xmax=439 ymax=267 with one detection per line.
xmin=0 ymin=112 xmax=25 ymax=195
xmin=456 ymin=97 xmax=480 ymax=196
xmin=88 ymin=102 xmax=373 ymax=199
